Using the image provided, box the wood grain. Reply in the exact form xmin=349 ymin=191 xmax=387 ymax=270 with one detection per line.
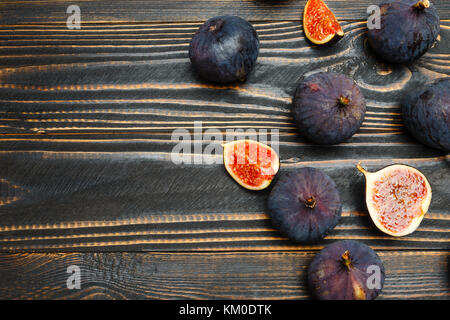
xmin=0 ymin=0 xmax=449 ymax=24
xmin=0 ymin=153 xmax=448 ymax=251
xmin=0 ymin=21 xmax=448 ymax=140
xmin=0 ymin=0 xmax=449 ymax=301
xmin=0 ymin=20 xmax=449 ymax=252
xmin=0 ymin=251 xmax=448 ymax=299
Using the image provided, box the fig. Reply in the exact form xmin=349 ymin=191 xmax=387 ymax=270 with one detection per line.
xmin=267 ymin=168 xmax=342 ymax=243
xmin=402 ymin=78 xmax=450 ymax=152
xmin=223 ymin=139 xmax=279 ymax=191
xmin=308 ymin=240 xmax=385 ymax=300
xmin=357 ymin=163 xmax=432 ymax=237
xmin=367 ymin=0 xmax=440 ymax=64
xmin=292 ymin=72 xmax=366 ymax=145
xmin=189 ymin=16 xmax=259 ymax=83
xmin=303 ymin=0 xmax=344 ymax=45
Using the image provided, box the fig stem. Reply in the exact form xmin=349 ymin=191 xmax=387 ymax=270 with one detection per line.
xmin=209 ymin=19 xmax=224 ymax=32
xmin=341 ymin=250 xmax=352 ymax=269
xmin=237 ymin=65 xmax=247 ymax=82
xmin=413 ymin=0 xmax=430 ymax=9
xmin=356 ymin=162 xmax=369 ymax=175
xmin=304 ymin=196 xmax=316 ymax=209
xmin=337 ymin=96 xmax=350 ymax=107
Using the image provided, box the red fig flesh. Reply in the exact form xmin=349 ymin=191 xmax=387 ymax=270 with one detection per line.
xmin=223 ymin=140 xmax=279 ymax=190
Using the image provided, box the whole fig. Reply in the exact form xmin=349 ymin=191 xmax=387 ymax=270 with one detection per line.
xmin=292 ymin=72 xmax=366 ymax=145
xmin=267 ymin=168 xmax=342 ymax=243
xmin=368 ymin=0 xmax=440 ymax=64
xmin=308 ymin=240 xmax=385 ymax=300
xmin=189 ymin=16 xmax=259 ymax=83
xmin=402 ymin=78 xmax=450 ymax=151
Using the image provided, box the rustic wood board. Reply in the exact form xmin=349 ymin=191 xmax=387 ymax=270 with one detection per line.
xmin=0 ymin=20 xmax=448 ymax=251
xmin=0 ymin=153 xmax=449 ymax=251
xmin=0 ymin=0 xmax=449 ymax=300
xmin=0 ymin=251 xmax=448 ymax=299
xmin=0 ymin=0 xmax=449 ymax=23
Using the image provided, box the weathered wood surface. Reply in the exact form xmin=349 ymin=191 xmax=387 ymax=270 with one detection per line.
xmin=0 ymin=153 xmax=449 ymax=251
xmin=0 ymin=20 xmax=449 ymax=251
xmin=0 ymin=0 xmax=449 ymax=24
xmin=0 ymin=251 xmax=448 ymax=299
xmin=0 ymin=0 xmax=449 ymax=301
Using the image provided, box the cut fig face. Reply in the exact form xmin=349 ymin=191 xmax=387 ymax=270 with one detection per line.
xmin=357 ymin=163 xmax=432 ymax=237
xmin=303 ymin=0 xmax=344 ymax=45
xmin=223 ymin=139 xmax=279 ymax=191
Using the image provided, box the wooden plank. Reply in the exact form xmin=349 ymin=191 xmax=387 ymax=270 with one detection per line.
xmin=0 ymin=251 xmax=448 ymax=299
xmin=0 ymin=0 xmax=449 ymax=24
xmin=0 ymin=0 xmax=448 ymax=302
xmin=0 ymin=21 xmax=448 ymax=251
xmin=0 ymin=154 xmax=448 ymax=251
xmin=0 ymin=21 xmax=448 ymax=140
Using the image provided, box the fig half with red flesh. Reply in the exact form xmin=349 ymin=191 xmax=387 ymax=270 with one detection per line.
xmin=308 ymin=240 xmax=385 ymax=300
xmin=223 ymin=139 xmax=279 ymax=191
xmin=303 ymin=0 xmax=344 ymax=45
xmin=357 ymin=163 xmax=432 ymax=237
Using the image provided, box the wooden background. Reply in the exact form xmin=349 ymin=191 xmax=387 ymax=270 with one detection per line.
xmin=0 ymin=0 xmax=448 ymax=299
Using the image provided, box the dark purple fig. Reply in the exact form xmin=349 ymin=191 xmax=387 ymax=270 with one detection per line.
xmin=402 ymin=78 xmax=450 ymax=152
xmin=292 ymin=72 xmax=366 ymax=145
xmin=308 ymin=240 xmax=385 ymax=300
xmin=367 ymin=0 xmax=440 ymax=64
xmin=189 ymin=16 xmax=259 ymax=83
xmin=267 ymin=168 xmax=342 ymax=243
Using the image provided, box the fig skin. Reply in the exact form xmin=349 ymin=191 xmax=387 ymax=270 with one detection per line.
xmin=402 ymin=78 xmax=450 ymax=152
xmin=367 ymin=0 xmax=440 ymax=64
xmin=308 ymin=240 xmax=385 ymax=300
xmin=292 ymin=72 xmax=366 ymax=145
xmin=267 ymin=168 xmax=342 ymax=243
xmin=189 ymin=16 xmax=259 ymax=83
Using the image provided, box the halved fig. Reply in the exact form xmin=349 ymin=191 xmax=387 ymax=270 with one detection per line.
xmin=303 ymin=0 xmax=344 ymax=45
xmin=223 ymin=139 xmax=279 ymax=190
xmin=357 ymin=163 xmax=432 ymax=237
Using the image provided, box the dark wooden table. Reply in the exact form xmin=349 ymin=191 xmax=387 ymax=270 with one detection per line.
xmin=0 ymin=0 xmax=449 ymax=299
